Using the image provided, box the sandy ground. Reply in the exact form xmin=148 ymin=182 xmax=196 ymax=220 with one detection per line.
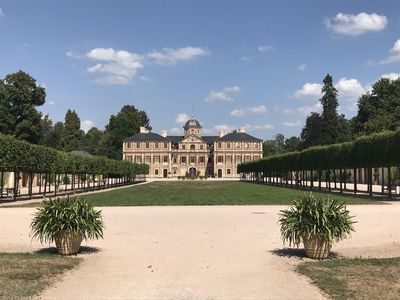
xmin=1 ymin=204 xmax=400 ymax=300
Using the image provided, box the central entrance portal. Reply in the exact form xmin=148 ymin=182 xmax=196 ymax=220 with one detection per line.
xmin=188 ymin=167 xmax=197 ymax=177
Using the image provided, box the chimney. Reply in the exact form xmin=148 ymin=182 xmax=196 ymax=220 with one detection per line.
xmin=140 ymin=127 xmax=148 ymax=133
xmin=161 ymin=129 xmax=167 ymax=138
xmin=218 ymin=130 xmax=227 ymax=137
xmin=238 ymin=127 xmax=246 ymax=133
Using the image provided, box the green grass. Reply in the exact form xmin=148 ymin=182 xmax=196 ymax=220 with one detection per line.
xmin=298 ymin=257 xmax=400 ymax=300
xmin=0 ymin=252 xmax=81 ymax=299
xmin=80 ymin=181 xmax=379 ymax=206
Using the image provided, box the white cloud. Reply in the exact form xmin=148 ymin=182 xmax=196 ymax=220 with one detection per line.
xmin=325 ymin=12 xmax=388 ymax=36
xmin=81 ymin=120 xmax=95 ymax=133
xmin=282 ymin=120 xmax=302 ymax=127
xmin=377 ymin=39 xmax=400 ymax=64
xmin=230 ymin=105 xmax=267 ymax=117
xmin=175 ymin=113 xmax=190 ymax=124
xmin=245 ymin=123 xmax=274 ymax=131
xmin=214 ymin=124 xmax=234 ymax=132
xmin=296 ymin=103 xmax=322 ymax=116
xmin=139 ymin=75 xmax=153 ymax=82
xmin=294 ymin=78 xmax=366 ymax=102
xmin=148 ymin=47 xmax=209 ymax=65
xmin=335 ymin=77 xmax=366 ymax=101
xmin=241 ymin=56 xmax=252 ymax=62
xmin=205 ymin=86 xmax=241 ymax=102
xmin=47 ymin=100 xmax=55 ymax=106
xmin=170 ymin=127 xmax=182 ymax=134
xmin=0 ymin=8 xmax=4 ymax=16
xmin=86 ymin=48 xmax=145 ymax=85
xmin=258 ymin=45 xmax=275 ymax=52
xmin=298 ymin=64 xmax=307 ymax=71
xmin=66 ymin=50 xmax=84 ymax=59
xmin=380 ymin=73 xmax=400 ymax=80
xmin=294 ymin=83 xmax=323 ymax=99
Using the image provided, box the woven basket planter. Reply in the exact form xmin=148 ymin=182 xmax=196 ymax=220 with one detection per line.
xmin=302 ymin=234 xmax=331 ymax=259
xmin=54 ymin=231 xmax=83 ymax=255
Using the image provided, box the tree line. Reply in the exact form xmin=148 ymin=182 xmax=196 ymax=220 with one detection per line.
xmin=0 ymin=70 xmax=151 ymax=160
xmin=263 ymin=74 xmax=400 ymax=156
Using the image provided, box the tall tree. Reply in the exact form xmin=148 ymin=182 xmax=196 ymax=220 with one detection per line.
xmin=63 ymin=109 xmax=84 ymax=152
xmin=300 ymin=74 xmax=351 ymax=149
xmin=102 ymin=105 xmax=151 ymax=159
xmin=0 ymin=70 xmax=46 ymax=143
xmin=81 ymin=127 xmax=105 ymax=156
xmin=352 ymin=77 xmax=400 ymax=135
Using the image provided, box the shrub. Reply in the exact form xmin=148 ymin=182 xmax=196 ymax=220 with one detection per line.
xmin=31 ymin=197 xmax=104 ymax=244
xmin=279 ymin=193 xmax=355 ymax=248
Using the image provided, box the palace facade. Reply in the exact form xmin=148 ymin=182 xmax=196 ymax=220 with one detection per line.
xmin=122 ymin=117 xmax=263 ymax=178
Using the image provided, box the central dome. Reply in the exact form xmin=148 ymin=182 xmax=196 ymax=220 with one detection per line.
xmin=183 ymin=117 xmax=202 ymax=129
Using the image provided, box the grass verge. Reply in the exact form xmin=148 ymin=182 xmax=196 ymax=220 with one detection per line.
xmin=0 ymin=252 xmax=81 ymax=299
xmin=297 ymin=257 xmax=400 ymax=300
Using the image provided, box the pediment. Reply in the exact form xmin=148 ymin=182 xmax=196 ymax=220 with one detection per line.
xmin=180 ymin=135 xmax=204 ymax=144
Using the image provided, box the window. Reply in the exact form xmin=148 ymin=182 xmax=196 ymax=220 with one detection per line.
xmin=254 ymin=155 xmax=259 ymax=161
xmin=164 ymin=142 xmax=168 ymax=149
xmin=190 ymin=156 xmax=195 ymax=164
xmin=181 ymin=144 xmax=186 ymax=150
xmin=127 ymin=142 xmax=132 ymax=149
xmin=145 ymin=142 xmax=150 ymax=149
xmin=218 ymin=142 xmax=222 ymax=149
xmin=145 ymin=156 xmax=151 ymax=163
xmin=135 ymin=156 xmax=142 ymax=163
xmin=217 ymin=155 xmax=223 ymax=163
xmin=154 ymin=156 xmax=160 ymax=163
xmin=126 ymin=155 xmax=132 ymax=162
xmin=163 ymin=156 xmax=168 ymax=163
xmin=155 ymin=142 xmax=159 ymax=149
xmin=181 ymin=156 xmax=187 ymax=164
xmin=245 ymin=142 xmax=250 ymax=149
xmin=235 ymin=142 xmax=241 ymax=149
xmin=245 ymin=155 xmax=250 ymax=162
xmin=254 ymin=143 xmax=259 ymax=149
xmin=136 ymin=142 xmax=141 ymax=149
xmin=226 ymin=155 xmax=231 ymax=163
xmin=190 ymin=144 xmax=195 ymax=150
xmin=155 ymin=169 xmax=159 ymax=176
xmin=199 ymin=156 xmax=205 ymax=163
xmin=200 ymin=144 xmax=204 ymax=150
xmin=191 ymin=129 xmax=194 ymax=134
xmin=227 ymin=169 xmax=231 ymax=175
xmin=236 ymin=155 xmax=242 ymax=163
xmin=226 ymin=143 xmax=231 ymax=149
xmin=173 ymin=156 xmax=177 ymax=163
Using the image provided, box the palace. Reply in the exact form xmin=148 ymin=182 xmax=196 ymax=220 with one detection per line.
xmin=122 ymin=117 xmax=263 ymax=178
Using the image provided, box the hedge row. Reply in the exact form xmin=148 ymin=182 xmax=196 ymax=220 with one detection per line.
xmin=238 ymin=130 xmax=400 ymax=173
xmin=0 ymin=134 xmax=149 ymax=175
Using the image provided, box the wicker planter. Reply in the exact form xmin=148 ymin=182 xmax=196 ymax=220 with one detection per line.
xmin=302 ymin=234 xmax=331 ymax=259
xmin=54 ymin=231 xmax=82 ymax=255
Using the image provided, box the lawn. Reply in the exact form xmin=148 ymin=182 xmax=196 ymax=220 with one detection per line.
xmin=298 ymin=257 xmax=400 ymax=300
xmin=0 ymin=252 xmax=81 ymax=299
xmin=81 ymin=181 xmax=379 ymax=206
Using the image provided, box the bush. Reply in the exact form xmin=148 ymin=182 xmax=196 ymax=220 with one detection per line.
xmin=279 ymin=193 xmax=355 ymax=248
xmin=31 ymin=197 xmax=104 ymax=244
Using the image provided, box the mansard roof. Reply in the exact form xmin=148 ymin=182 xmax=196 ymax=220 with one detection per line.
xmin=218 ymin=132 xmax=262 ymax=142
xmin=125 ymin=132 xmax=167 ymax=141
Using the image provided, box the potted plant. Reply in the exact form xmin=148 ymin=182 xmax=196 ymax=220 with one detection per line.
xmin=31 ymin=197 xmax=104 ymax=255
xmin=279 ymin=193 xmax=355 ymax=259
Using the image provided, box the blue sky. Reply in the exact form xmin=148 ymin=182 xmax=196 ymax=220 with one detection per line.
xmin=1 ymin=1 xmax=399 ymax=140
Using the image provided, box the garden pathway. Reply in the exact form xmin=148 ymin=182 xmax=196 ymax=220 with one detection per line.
xmin=1 ymin=204 xmax=400 ymax=299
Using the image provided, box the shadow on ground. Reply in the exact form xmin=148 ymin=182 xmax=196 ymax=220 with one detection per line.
xmin=271 ymin=248 xmax=338 ymax=259
xmin=35 ymin=245 xmax=100 ymax=255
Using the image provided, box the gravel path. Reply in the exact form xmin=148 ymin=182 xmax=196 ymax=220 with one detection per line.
xmin=1 ymin=204 xmax=399 ymax=300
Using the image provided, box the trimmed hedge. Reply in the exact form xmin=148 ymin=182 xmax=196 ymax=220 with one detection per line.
xmin=238 ymin=130 xmax=400 ymax=173
xmin=0 ymin=134 xmax=149 ymax=175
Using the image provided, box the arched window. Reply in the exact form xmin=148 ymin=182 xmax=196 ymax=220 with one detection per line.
xmin=190 ymin=144 xmax=195 ymax=150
